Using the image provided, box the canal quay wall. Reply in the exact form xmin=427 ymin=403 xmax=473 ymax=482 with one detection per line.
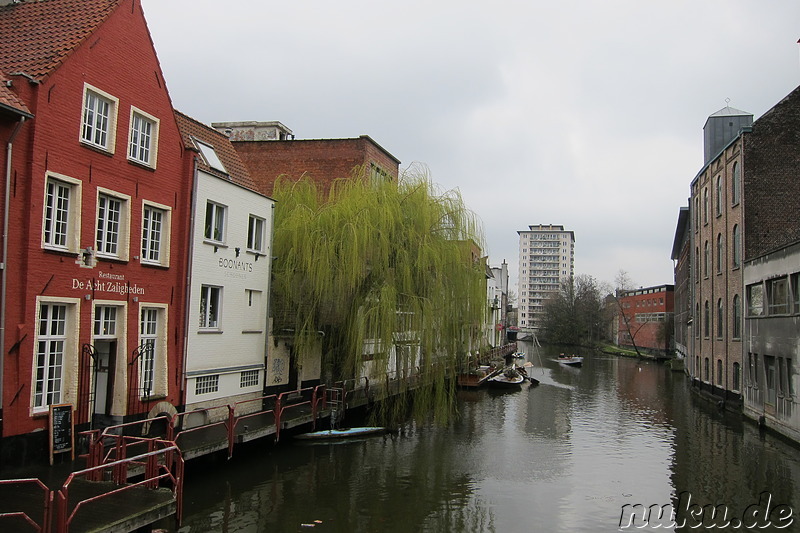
xmin=605 ymin=346 xmax=800 ymax=449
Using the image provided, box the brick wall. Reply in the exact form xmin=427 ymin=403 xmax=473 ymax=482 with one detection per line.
xmin=232 ymin=136 xmax=400 ymax=197
xmin=2 ymin=0 xmax=190 ymax=442
xmin=744 ymin=84 xmax=800 ymax=260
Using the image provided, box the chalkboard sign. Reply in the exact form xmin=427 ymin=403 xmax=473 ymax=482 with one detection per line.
xmin=49 ymin=403 xmax=74 ymax=464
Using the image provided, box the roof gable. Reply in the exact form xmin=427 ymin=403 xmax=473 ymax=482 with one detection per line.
xmin=174 ymin=111 xmax=261 ymax=193
xmin=0 ymin=0 xmax=121 ymax=81
xmin=0 ymin=70 xmax=32 ymax=116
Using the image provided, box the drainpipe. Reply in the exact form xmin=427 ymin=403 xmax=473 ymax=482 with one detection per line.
xmin=2 ymin=116 xmax=28 ymax=422
xmin=180 ymin=154 xmax=200 ymax=400
xmin=265 ymin=201 xmax=275 ymax=390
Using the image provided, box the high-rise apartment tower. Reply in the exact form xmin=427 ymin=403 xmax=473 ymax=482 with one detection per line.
xmin=517 ymin=225 xmax=575 ymax=330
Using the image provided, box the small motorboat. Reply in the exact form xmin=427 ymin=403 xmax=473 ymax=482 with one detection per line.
xmin=293 ymin=427 xmax=386 ymax=440
xmin=488 ymin=366 xmax=525 ymax=389
xmin=512 ymin=352 xmax=526 ymax=359
xmin=557 ymin=354 xmax=584 ymax=367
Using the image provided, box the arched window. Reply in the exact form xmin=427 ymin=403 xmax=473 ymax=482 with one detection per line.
xmin=704 ymin=300 xmax=710 ymax=338
xmin=732 ymin=294 xmax=742 ymax=339
xmin=695 ymin=247 xmax=700 ymax=279
xmin=717 ymin=359 xmax=723 ymax=385
xmin=732 ymin=162 xmax=740 ymax=205
xmin=733 ymin=362 xmax=741 ymax=391
xmin=717 ymin=234 xmax=724 ymax=273
xmin=717 ymin=298 xmax=724 ymax=338
xmin=694 ymin=196 xmax=700 ymax=231
xmin=732 ymin=225 xmax=741 ymax=268
xmin=695 ymin=303 xmax=700 ymax=338
xmin=703 ymin=188 xmax=709 ymax=224
xmin=704 ymin=241 xmax=710 ymax=277
xmin=704 ymin=357 xmax=710 ymax=381
xmin=715 ymin=176 xmax=723 ymax=216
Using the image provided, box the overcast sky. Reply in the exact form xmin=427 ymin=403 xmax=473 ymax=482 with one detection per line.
xmin=141 ymin=0 xmax=800 ymax=294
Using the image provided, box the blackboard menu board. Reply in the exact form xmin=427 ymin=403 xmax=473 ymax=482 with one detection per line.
xmin=49 ymin=403 xmax=74 ymax=464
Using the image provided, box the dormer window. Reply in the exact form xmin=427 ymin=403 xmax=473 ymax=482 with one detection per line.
xmin=195 ymin=140 xmax=226 ymax=173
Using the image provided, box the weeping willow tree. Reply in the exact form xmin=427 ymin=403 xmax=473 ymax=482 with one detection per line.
xmin=270 ymin=164 xmax=486 ymax=423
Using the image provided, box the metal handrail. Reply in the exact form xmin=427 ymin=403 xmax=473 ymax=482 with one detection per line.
xmin=56 ymin=444 xmax=183 ymax=533
xmin=0 ymin=478 xmax=51 ymax=533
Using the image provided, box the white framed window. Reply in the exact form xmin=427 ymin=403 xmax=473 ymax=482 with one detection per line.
xmin=80 ymin=84 xmax=118 ymax=152
xmin=43 ymin=173 xmax=82 ymax=253
xmin=96 ymin=189 xmax=130 ymax=260
xmin=128 ymin=107 xmax=159 ymax=168
xmin=240 ymin=370 xmax=260 ymax=388
xmin=199 ymin=285 xmax=222 ymax=329
xmin=33 ymin=303 xmax=67 ymax=410
xmin=141 ymin=202 xmax=171 ymax=266
xmin=204 ymin=201 xmax=227 ymax=244
xmin=247 ymin=215 xmax=265 ymax=253
xmin=196 ymin=375 xmax=219 ymax=395
xmin=93 ymin=306 xmax=118 ymax=338
xmin=140 ymin=308 xmax=157 ymax=396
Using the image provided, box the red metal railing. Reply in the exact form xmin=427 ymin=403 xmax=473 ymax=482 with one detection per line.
xmin=0 ymin=478 xmax=52 ymax=533
xmin=55 ymin=442 xmax=183 ymax=533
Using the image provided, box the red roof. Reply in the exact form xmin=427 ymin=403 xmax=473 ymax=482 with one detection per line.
xmin=174 ymin=110 xmax=263 ymax=194
xmin=0 ymin=70 xmax=32 ymax=116
xmin=0 ymin=0 xmax=121 ymax=81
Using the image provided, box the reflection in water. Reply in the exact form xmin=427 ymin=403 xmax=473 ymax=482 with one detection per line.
xmin=170 ymin=342 xmax=800 ymax=532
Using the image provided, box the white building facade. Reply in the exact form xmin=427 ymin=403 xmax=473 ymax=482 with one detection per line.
xmin=517 ymin=225 xmax=575 ymax=331
xmin=177 ymin=114 xmax=275 ymax=419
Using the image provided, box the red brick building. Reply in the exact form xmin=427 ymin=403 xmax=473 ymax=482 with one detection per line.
xmin=617 ymin=285 xmax=675 ymax=354
xmin=0 ymin=0 xmax=191 ymax=465
xmin=212 ymin=122 xmax=401 ymax=197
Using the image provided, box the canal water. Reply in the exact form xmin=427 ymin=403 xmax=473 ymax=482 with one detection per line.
xmin=168 ymin=342 xmax=800 ymax=532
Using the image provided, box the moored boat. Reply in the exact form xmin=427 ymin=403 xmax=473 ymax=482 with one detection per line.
xmin=294 ymin=427 xmax=386 ymax=440
xmin=487 ymin=367 xmax=525 ymax=389
xmin=457 ymin=364 xmax=502 ymax=388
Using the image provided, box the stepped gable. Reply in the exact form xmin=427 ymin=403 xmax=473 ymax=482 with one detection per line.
xmin=174 ymin=110 xmax=262 ymax=193
xmin=0 ymin=0 xmax=121 ymax=81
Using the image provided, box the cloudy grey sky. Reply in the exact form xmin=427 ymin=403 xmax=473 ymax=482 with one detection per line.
xmin=141 ymin=0 xmax=800 ymax=293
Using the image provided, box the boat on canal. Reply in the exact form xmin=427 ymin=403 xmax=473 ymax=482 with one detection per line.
xmin=487 ymin=366 xmax=525 ymax=389
xmin=293 ymin=426 xmax=387 ymax=440
xmin=557 ymin=354 xmax=584 ymax=367
xmin=457 ymin=364 xmax=502 ymax=388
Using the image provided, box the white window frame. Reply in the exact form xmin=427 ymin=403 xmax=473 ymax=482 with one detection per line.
xmin=93 ymin=305 xmax=118 ymax=338
xmin=195 ymin=375 xmax=219 ymax=395
xmin=32 ymin=297 xmax=79 ymax=413
xmin=204 ymin=201 xmax=227 ymax=244
xmin=240 ymin=370 xmax=260 ymax=388
xmin=33 ymin=303 xmax=67 ymax=411
xmin=199 ymin=285 xmax=222 ymax=329
xmin=247 ymin=215 xmax=265 ymax=253
xmin=42 ymin=173 xmax=82 ymax=253
xmin=95 ymin=188 xmax=131 ymax=261
xmin=137 ymin=303 xmax=168 ymax=399
xmin=128 ymin=107 xmax=160 ymax=168
xmin=80 ymin=84 xmax=118 ymax=153
xmin=141 ymin=201 xmax=171 ymax=267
